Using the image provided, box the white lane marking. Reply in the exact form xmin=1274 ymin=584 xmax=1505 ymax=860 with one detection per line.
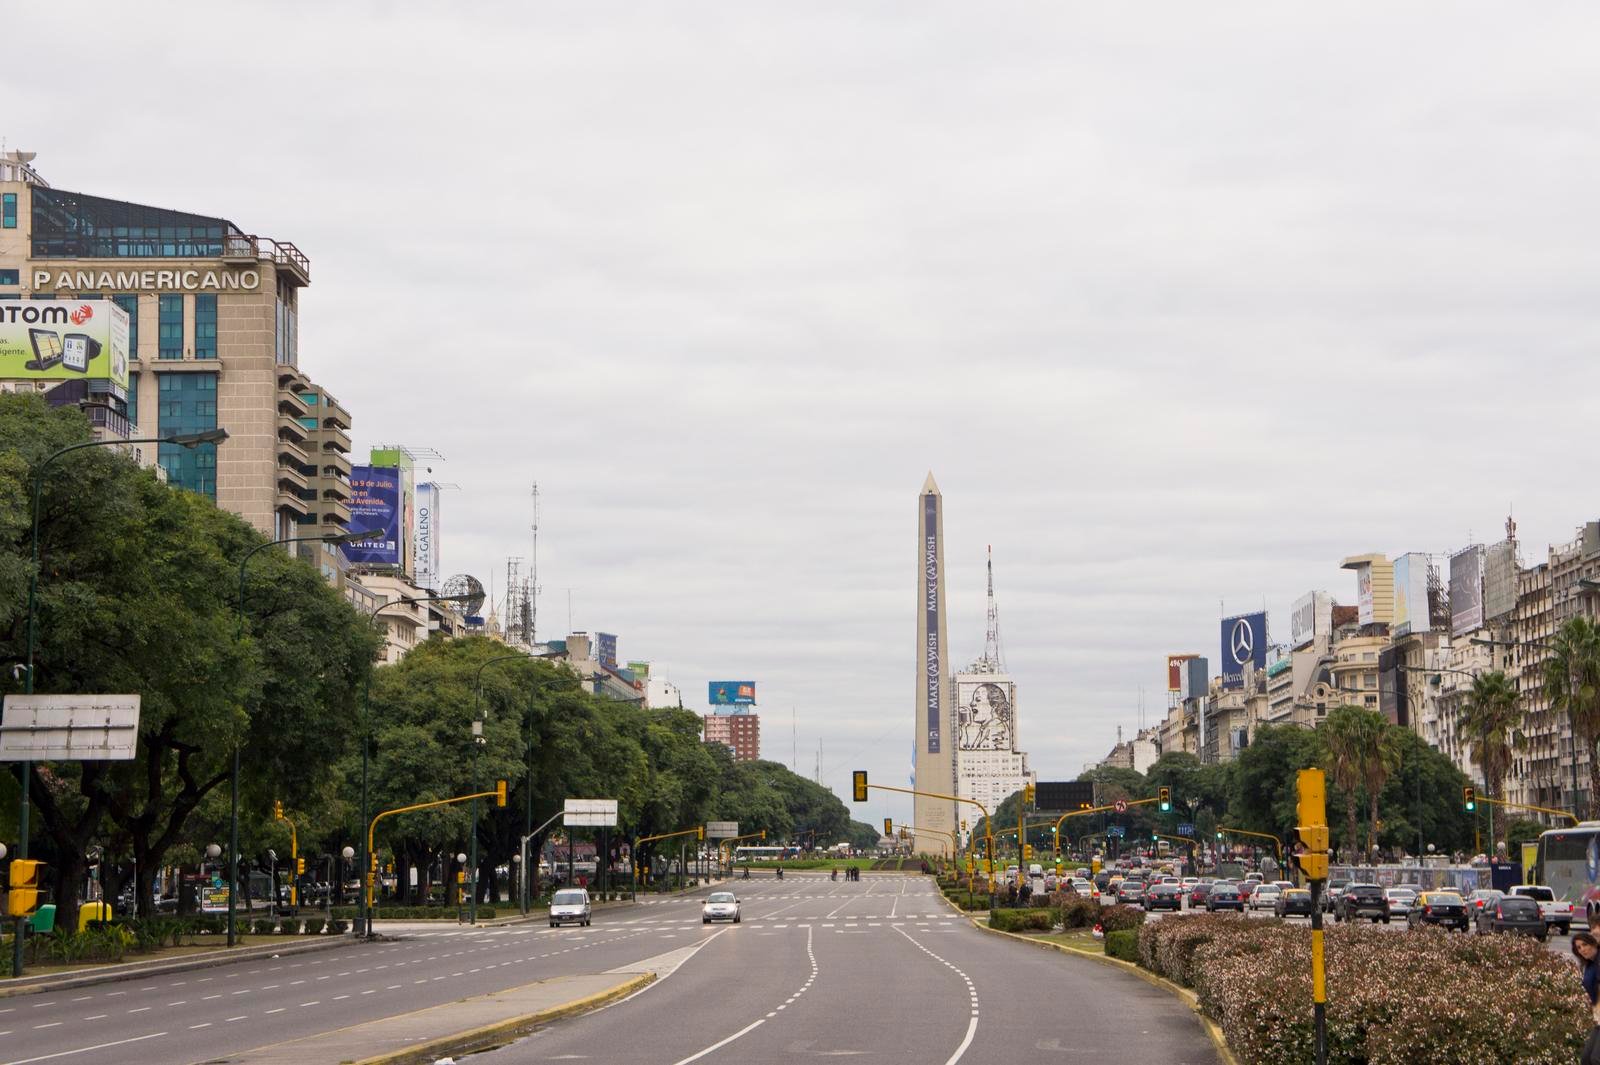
xmin=188 ymin=1023 xmax=211 ymax=1030
xmin=0 ymin=1030 xmax=168 ymax=1064
xmin=225 ymin=1016 xmax=246 ymax=1022
xmin=893 ymin=925 xmax=980 ymax=1065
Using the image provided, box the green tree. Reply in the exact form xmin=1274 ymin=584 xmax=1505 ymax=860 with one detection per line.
xmin=1543 ymin=617 xmax=1600 ymax=819
xmin=1321 ymin=706 xmax=1389 ymax=861
xmin=1373 ymin=727 xmax=1474 ymax=857
xmin=1226 ymin=723 xmax=1324 ymax=851
xmin=1460 ymin=670 xmax=1523 ymax=853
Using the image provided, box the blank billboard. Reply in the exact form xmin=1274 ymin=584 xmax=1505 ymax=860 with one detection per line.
xmin=1450 ymin=546 xmax=1485 ymax=636
xmin=1484 ymin=541 xmax=1517 ymax=621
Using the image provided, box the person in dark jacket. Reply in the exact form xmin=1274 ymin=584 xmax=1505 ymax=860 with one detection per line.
xmin=1572 ymin=931 xmax=1600 ymax=1064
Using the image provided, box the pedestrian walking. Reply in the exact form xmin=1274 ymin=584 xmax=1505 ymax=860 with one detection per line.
xmin=1573 ymin=931 xmax=1600 ymax=1064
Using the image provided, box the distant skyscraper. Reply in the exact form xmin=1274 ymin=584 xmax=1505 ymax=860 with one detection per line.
xmin=914 ymin=474 xmax=956 ymax=855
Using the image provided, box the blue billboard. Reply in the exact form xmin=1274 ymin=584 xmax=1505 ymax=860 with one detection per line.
xmin=343 ymin=465 xmax=402 ymax=566
xmin=1220 ymin=612 xmax=1267 ymax=689
xmin=708 ymin=681 xmax=757 ymax=706
xmin=596 ymin=632 xmax=618 ymax=671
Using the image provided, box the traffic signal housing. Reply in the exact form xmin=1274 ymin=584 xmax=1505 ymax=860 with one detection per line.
xmin=7 ymin=860 xmax=43 ymax=917
xmin=495 ymin=780 xmax=507 ymax=808
xmin=1023 ymin=844 xmax=1033 ymax=860
xmin=1463 ymin=786 xmax=1476 ymax=812
xmin=1158 ymin=787 xmax=1171 ymax=812
xmin=1295 ymin=768 xmax=1330 ymax=881
xmin=1023 ymin=783 xmax=1035 ymax=806
xmin=883 ymin=818 xmax=893 ymax=837
xmin=852 ymin=771 xmax=868 ymax=802
xmin=273 ymin=800 xmax=284 ymax=819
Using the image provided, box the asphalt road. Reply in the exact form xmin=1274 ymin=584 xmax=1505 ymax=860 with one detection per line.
xmin=474 ymin=873 xmax=1220 ymax=1065
xmin=3 ymin=875 xmax=1220 ymax=1065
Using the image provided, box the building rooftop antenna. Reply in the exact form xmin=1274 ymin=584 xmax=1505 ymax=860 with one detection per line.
xmin=530 ymin=482 xmax=540 ymax=645
xmin=978 ymin=545 xmax=1006 ymax=673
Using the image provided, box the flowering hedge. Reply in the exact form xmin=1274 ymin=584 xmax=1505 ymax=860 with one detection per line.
xmin=1095 ymin=904 xmax=1145 ymax=933
xmin=1137 ymin=915 xmax=1587 ymax=1065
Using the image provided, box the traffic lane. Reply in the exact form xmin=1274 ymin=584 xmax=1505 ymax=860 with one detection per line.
xmin=0 ymin=919 xmax=717 ymax=1065
xmin=471 ymin=914 xmax=820 ymax=1064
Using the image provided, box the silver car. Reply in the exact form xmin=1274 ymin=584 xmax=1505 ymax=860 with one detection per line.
xmin=1384 ymin=887 xmax=1417 ymax=917
xmin=702 ymin=891 xmax=741 ymax=924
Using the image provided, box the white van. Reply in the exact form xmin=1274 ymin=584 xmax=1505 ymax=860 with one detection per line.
xmin=549 ymin=888 xmax=591 ymax=927
xmin=1028 ymin=864 xmax=1044 ymax=879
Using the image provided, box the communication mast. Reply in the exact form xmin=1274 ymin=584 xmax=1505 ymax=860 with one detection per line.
xmin=975 ymin=546 xmax=1006 ymax=674
xmin=529 ymin=482 xmax=541 ymax=645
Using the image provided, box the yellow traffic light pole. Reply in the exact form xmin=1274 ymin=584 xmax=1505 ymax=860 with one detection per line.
xmin=272 ymin=802 xmax=298 ymax=910
xmin=1216 ymin=826 xmax=1284 ymax=864
xmin=633 ymin=826 xmax=705 ymax=898
xmin=718 ymin=829 xmax=768 ymax=873
xmin=855 ymin=774 xmax=995 ymax=903
xmin=365 ymin=781 xmax=507 ymax=933
xmin=1297 ymin=768 xmax=1330 ymax=1065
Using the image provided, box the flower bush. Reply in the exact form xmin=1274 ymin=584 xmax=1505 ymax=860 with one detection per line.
xmin=1138 ymin=914 xmax=1587 ymax=1065
xmin=1057 ymin=896 xmax=1102 ymax=929
xmin=988 ymin=908 xmax=1053 ymax=932
xmin=1096 ymin=905 xmax=1145 ymax=933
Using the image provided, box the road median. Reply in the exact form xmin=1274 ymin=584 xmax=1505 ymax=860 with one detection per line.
xmin=0 ymin=934 xmax=353 ymax=999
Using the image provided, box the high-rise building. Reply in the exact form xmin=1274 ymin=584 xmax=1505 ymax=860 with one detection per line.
xmin=703 ymin=711 xmax=760 ymax=761
xmin=0 ymin=151 xmax=352 ymax=541
xmin=913 ymin=474 xmax=957 ymax=855
xmin=954 ymin=549 xmax=1032 ymax=827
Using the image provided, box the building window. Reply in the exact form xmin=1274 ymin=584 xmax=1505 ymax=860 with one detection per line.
xmin=2 ymin=193 xmax=15 ymax=228
xmin=110 ymin=294 xmax=139 ymax=359
xmin=29 ymin=294 xmax=53 ymax=300
xmin=193 ymin=294 xmax=216 ymax=359
xmin=127 ymin=372 xmax=139 ymax=427
xmin=0 ymin=270 xmax=17 ymax=285
xmin=158 ymin=295 xmax=183 ymax=359
xmin=156 ymin=372 xmax=219 ymax=498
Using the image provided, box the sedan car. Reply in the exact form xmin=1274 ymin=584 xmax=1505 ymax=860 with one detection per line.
xmin=1408 ymin=891 xmax=1469 ymax=932
xmin=702 ymin=891 xmax=741 ymax=924
xmin=1383 ymin=887 xmax=1417 ymax=918
xmin=1067 ymin=878 xmax=1099 ymax=899
xmin=1475 ymin=895 xmax=1545 ymax=941
xmin=1206 ymin=883 xmax=1245 ymax=912
xmin=1187 ymin=883 xmax=1213 ymax=907
xmin=1143 ymin=883 xmax=1183 ymax=911
xmin=1276 ymin=888 xmax=1315 ymax=918
xmin=1466 ymin=889 xmax=1504 ymax=920
xmin=1249 ymin=885 xmax=1282 ymax=912
xmin=1337 ymin=884 xmax=1390 ymax=924
xmin=1116 ymin=881 xmax=1147 ymax=904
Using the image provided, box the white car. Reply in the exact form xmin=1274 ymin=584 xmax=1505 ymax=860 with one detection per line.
xmin=702 ymin=891 xmax=741 ymax=924
xmin=549 ymin=888 xmax=591 ymax=927
xmin=1383 ymin=887 xmax=1417 ymax=917
xmin=1509 ymin=884 xmax=1574 ymax=935
xmin=1250 ymin=885 xmax=1282 ymax=912
xmin=1068 ymin=878 xmax=1098 ymax=899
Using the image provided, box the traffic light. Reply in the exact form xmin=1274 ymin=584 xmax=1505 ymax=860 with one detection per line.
xmin=852 ymin=770 xmax=868 ymax=802
xmin=273 ymin=800 xmax=284 ymax=819
xmin=1023 ymin=844 xmax=1033 ymax=860
xmin=1158 ymin=787 xmax=1171 ymax=812
xmin=1216 ymin=832 xmax=1223 ymax=840
xmin=1023 ymin=783 xmax=1035 ymax=805
xmin=495 ymin=780 xmax=507 ymax=808
xmin=7 ymin=860 xmax=43 ymax=917
xmin=883 ymin=818 xmax=893 ymax=836
xmin=1295 ymin=768 xmax=1330 ymax=881
xmin=1463 ymin=786 xmax=1476 ymax=812
xmin=296 ymin=857 xmax=305 ymax=875
xmin=697 ymin=826 xmax=705 ymax=841
xmin=759 ymin=829 xmax=766 ymax=841
xmin=1151 ymin=832 xmax=1159 ymax=841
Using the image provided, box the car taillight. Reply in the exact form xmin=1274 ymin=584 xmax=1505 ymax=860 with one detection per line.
xmin=1495 ymin=906 xmax=1503 ymax=918
xmin=1423 ymin=905 xmax=1431 ymax=914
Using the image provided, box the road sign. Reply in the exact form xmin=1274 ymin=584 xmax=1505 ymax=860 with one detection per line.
xmin=0 ymin=694 xmax=140 ymax=761
xmin=1113 ymin=799 xmax=1128 ymax=814
xmin=1178 ymin=823 xmax=1195 ymax=837
xmin=562 ymin=799 xmax=618 ymax=827
xmin=1106 ymin=826 xmax=1126 ymax=838
xmin=704 ymin=821 xmax=740 ymax=839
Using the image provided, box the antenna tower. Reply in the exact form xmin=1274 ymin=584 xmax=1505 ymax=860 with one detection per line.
xmin=530 ymin=482 xmax=541 ymax=645
xmin=978 ymin=546 xmax=1006 ymax=673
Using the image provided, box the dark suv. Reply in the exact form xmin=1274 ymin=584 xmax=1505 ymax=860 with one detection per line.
xmin=1337 ymin=883 xmax=1390 ymax=924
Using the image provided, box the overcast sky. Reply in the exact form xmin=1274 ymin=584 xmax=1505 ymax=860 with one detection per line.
xmin=10 ymin=3 xmax=1600 ymax=829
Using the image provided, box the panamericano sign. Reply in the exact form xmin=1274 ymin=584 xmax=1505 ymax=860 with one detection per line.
xmin=34 ymin=267 xmax=262 ymax=292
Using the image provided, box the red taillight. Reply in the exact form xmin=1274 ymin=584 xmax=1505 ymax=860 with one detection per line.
xmin=1423 ymin=906 xmax=1431 ymax=914
xmin=1495 ymin=906 xmax=1503 ymax=918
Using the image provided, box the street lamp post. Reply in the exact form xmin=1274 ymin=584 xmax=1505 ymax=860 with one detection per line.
xmin=231 ymin=526 xmax=375 ymax=947
xmin=468 ymin=653 xmax=527 ymax=925
xmin=16 ymin=428 xmax=227 ymax=976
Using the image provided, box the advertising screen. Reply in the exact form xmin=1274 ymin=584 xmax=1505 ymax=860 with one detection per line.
xmin=1167 ymin=654 xmax=1197 ymax=692
xmin=1393 ymin=552 xmax=1432 ymax=637
xmin=1450 ymin=545 xmax=1485 ymax=636
xmin=955 ymin=677 xmax=1016 ymax=752
xmin=413 ymin=482 xmax=440 ymax=592
xmin=343 ymin=465 xmax=402 ymax=565
xmin=709 ymin=682 xmax=757 ymax=706
xmin=1220 ymin=613 xmax=1267 ymax=689
xmin=1484 ymin=540 xmax=1517 ymax=621
xmin=1290 ymin=592 xmax=1331 ymax=651
xmin=0 ymin=299 xmax=129 ymax=392
xmin=596 ymin=632 xmax=618 ymax=670
xmin=1034 ymin=780 xmax=1095 ymax=812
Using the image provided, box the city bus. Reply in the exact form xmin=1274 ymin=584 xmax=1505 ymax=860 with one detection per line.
xmin=1534 ymin=824 xmax=1600 ymax=921
xmin=733 ymin=845 xmax=788 ymax=862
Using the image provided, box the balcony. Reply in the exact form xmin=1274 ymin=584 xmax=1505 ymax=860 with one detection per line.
xmin=320 ymin=475 xmax=351 ymax=503
xmin=278 ymin=388 xmax=311 ymax=418
xmin=276 ymin=462 xmax=309 ymax=494
xmin=274 ymin=487 xmax=311 ymax=519
xmin=320 ymin=496 xmax=351 ymax=525
xmin=276 ymin=431 xmax=309 ymax=467
xmin=321 ymin=394 xmax=352 ymax=431
xmin=318 ymin=421 xmax=352 ymax=454
xmin=277 ymin=364 xmax=311 ymax=394
xmin=225 ymin=233 xmax=311 ymax=286
xmin=277 ymin=413 xmax=308 ymax=445
xmin=320 ymin=449 xmax=352 ymax=479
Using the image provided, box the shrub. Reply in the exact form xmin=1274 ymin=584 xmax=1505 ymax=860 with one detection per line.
xmin=251 ymin=918 xmax=276 ymax=936
xmin=303 ymin=917 xmax=325 ymax=935
xmin=478 ymin=906 xmax=497 ymax=920
xmin=988 ymin=908 xmax=1053 ymax=932
xmin=1105 ymin=929 xmax=1138 ymax=962
xmin=1096 ymin=905 xmax=1145 ymax=933
xmin=1057 ymin=896 xmax=1101 ymax=929
xmin=277 ymin=918 xmax=300 ymax=935
xmin=327 ymin=919 xmax=348 ymax=934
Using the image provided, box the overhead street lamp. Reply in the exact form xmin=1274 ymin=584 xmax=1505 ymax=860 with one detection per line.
xmin=16 ymin=428 xmax=228 ymax=975
xmin=229 ymin=525 xmax=377 ymax=947
xmin=357 ymin=592 xmax=474 ymax=936
xmin=468 ymin=653 xmax=529 ymax=925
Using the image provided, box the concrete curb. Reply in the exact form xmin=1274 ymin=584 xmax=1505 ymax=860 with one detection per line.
xmin=970 ymin=920 xmax=1240 ymax=1065
xmin=0 ymin=934 xmax=353 ymax=999
xmin=351 ymin=972 xmax=656 ymax=1065
xmin=366 ymin=880 xmax=728 ymax=931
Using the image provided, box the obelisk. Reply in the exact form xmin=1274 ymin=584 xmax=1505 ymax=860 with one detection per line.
xmin=914 ymin=474 xmax=956 ymax=856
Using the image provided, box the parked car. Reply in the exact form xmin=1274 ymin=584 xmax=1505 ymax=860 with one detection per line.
xmin=549 ymin=887 xmax=592 ymax=928
xmin=1206 ymin=883 xmax=1244 ymax=912
xmin=1337 ymin=884 xmax=1389 ymax=924
xmin=1383 ymin=887 xmax=1417 ymax=918
xmin=1475 ymin=895 xmax=1545 ymax=941
xmin=1408 ymin=891 xmax=1469 ymax=932
xmin=1249 ymin=885 xmax=1282 ymax=912
xmin=702 ymin=891 xmax=741 ymax=924
xmin=1143 ymin=883 xmax=1183 ymax=911
xmin=1509 ymin=885 xmax=1573 ymax=936
xmin=1276 ymin=887 xmax=1314 ymax=918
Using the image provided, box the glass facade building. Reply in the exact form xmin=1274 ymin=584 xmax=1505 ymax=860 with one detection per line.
xmin=157 ymin=372 xmax=218 ymax=498
xmin=29 ymin=187 xmax=239 ymax=259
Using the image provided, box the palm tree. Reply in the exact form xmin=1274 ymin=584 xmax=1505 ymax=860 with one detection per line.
xmin=1361 ymin=725 xmax=1405 ymax=858
xmin=1460 ymin=670 xmax=1523 ymax=852
xmin=1320 ymin=705 xmax=1370 ymax=862
xmin=1543 ymin=617 xmax=1600 ymax=819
